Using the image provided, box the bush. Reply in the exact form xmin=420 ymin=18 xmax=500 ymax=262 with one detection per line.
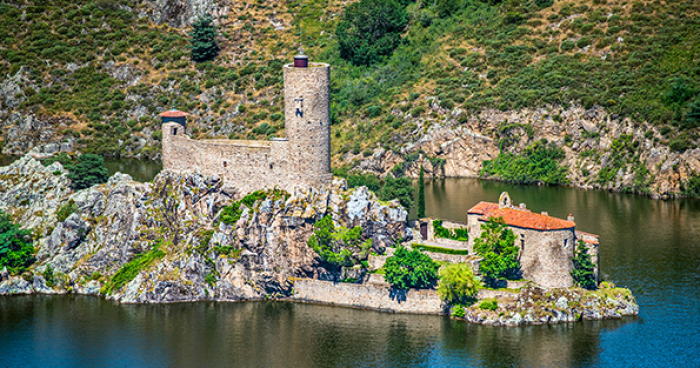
xmin=452 ymin=305 xmax=466 ymax=318
xmin=437 ymin=263 xmax=480 ymax=303
xmin=479 ymin=299 xmax=498 ymax=311
xmin=219 ymin=189 xmax=289 ymax=225
xmin=55 ymin=199 xmax=77 ymax=222
xmin=432 ymin=220 xmax=469 ymax=242
xmin=571 ymin=240 xmax=596 ymax=289
xmin=0 ymin=210 xmax=35 ymax=275
xmin=336 ymin=0 xmax=408 ymax=66
xmin=480 ymin=140 xmax=569 ymax=185
xmin=473 ymin=217 xmax=520 ymax=287
xmin=535 ymin=0 xmax=553 ymax=8
xmin=383 ymin=246 xmax=439 ymax=289
xmin=189 ymin=16 xmax=219 ymax=62
xmin=67 ymin=154 xmax=108 ymax=190
xmin=307 ymin=215 xmax=372 ymax=268
xmin=379 ymin=175 xmax=414 ymax=209
xmin=101 ymin=240 xmax=166 ymax=294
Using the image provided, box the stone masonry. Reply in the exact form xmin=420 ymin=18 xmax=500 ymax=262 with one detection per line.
xmin=161 ymin=61 xmax=332 ymax=194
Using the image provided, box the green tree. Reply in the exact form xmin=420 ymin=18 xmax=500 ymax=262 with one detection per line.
xmin=308 ymin=215 xmax=372 ymax=268
xmin=379 ymin=175 xmax=414 ymax=210
xmin=437 ymin=262 xmax=480 ymax=303
xmin=189 ymin=15 xmax=219 ymax=62
xmin=67 ymin=154 xmax=108 ymax=190
xmin=474 ymin=217 xmax=520 ymax=286
xmin=336 ymin=0 xmax=408 ymax=66
xmin=571 ymin=240 xmax=596 ymax=290
xmin=417 ymin=166 xmax=425 ymax=218
xmin=383 ymin=246 xmax=438 ymax=289
xmin=0 ymin=211 xmax=35 ymax=275
xmin=682 ymin=98 xmax=700 ymax=130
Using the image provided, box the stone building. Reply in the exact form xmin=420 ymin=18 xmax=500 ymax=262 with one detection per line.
xmin=466 ymin=192 xmax=599 ymax=288
xmin=161 ymin=55 xmax=332 ymax=194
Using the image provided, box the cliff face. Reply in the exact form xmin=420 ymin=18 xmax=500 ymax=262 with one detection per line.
xmin=353 ymin=105 xmax=700 ymax=199
xmin=0 ymin=156 xmax=407 ymax=302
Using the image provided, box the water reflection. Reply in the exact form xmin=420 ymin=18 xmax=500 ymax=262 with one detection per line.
xmin=1 ymin=296 xmax=631 ymax=368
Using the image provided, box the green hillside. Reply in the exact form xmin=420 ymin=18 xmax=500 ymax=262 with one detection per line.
xmin=0 ymin=0 xmax=698 ymax=194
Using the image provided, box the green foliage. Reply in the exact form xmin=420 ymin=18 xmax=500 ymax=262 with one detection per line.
xmin=307 ymin=215 xmax=372 ymax=268
xmin=333 ymin=168 xmax=382 ymax=192
xmin=411 ymin=243 xmax=469 ymax=255
xmin=534 ymin=0 xmax=553 ymax=8
xmin=452 ymin=304 xmax=466 ymax=318
xmin=42 ymin=264 xmax=55 ymax=287
xmin=432 ymin=220 xmax=469 ymax=242
xmin=219 ymin=189 xmax=289 ymax=225
xmin=55 ymin=199 xmax=77 ymax=222
xmin=481 ymin=140 xmax=569 ymax=185
xmin=571 ymin=240 xmax=597 ymax=290
xmin=682 ymin=173 xmax=700 ymax=197
xmin=474 ymin=217 xmax=520 ymax=286
xmin=417 ymin=166 xmax=426 ymax=218
xmin=67 ymin=154 xmax=108 ymax=190
xmin=437 ymin=263 xmax=480 ymax=303
xmin=102 ymin=240 xmax=166 ymax=294
xmin=479 ymin=299 xmax=498 ymax=311
xmin=336 ymin=0 xmax=408 ymax=66
xmin=379 ymin=175 xmax=414 ymax=209
xmin=383 ymin=246 xmax=439 ymax=289
xmin=0 ymin=211 xmax=35 ymax=275
xmin=189 ymin=16 xmax=219 ymax=62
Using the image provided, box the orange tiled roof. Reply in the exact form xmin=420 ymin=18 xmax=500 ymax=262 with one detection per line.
xmin=467 ymin=201 xmax=500 ymax=215
xmin=472 ymin=202 xmax=575 ymax=231
xmin=159 ymin=110 xmax=188 ymax=118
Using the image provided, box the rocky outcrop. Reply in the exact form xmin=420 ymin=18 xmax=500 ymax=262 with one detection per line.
xmin=0 ymin=155 xmax=407 ymax=303
xmin=140 ymin=0 xmax=232 ymax=28
xmin=462 ymin=282 xmax=638 ymax=327
xmin=352 ymin=105 xmax=700 ymax=199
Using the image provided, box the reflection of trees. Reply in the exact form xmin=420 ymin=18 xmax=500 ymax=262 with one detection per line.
xmin=2 ymin=296 xmax=639 ymax=367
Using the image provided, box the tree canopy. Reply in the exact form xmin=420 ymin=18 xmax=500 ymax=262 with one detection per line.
xmin=336 ymin=0 xmax=408 ymax=66
xmin=189 ymin=15 xmax=219 ymax=62
xmin=0 ymin=211 xmax=35 ymax=275
xmin=571 ymin=240 xmax=597 ymax=290
xmin=437 ymin=262 xmax=480 ymax=303
xmin=67 ymin=154 xmax=108 ymax=190
xmin=308 ymin=215 xmax=372 ymax=268
xmin=474 ymin=217 xmax=520 ymax=286
xmin=383 ymin=246 xmax=438 ymax=289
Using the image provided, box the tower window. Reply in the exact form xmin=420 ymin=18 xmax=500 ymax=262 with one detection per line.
xmin=173 ymin=128 xmax=178 ymax=135
xmin=223 ymin=161 xmax=227 ymax=168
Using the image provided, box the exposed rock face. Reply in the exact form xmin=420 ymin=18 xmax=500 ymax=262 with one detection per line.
xmin=0 ymin=156 xmax=407 ymax=303
xmin=463 ymin=283 xmax=638 ymax=326
xmin=353 ymin=105 xmax=700 ymax=199
xmin=143 ymin=0 xmax=231 ymax=28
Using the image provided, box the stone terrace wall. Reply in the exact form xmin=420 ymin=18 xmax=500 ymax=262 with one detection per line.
xmin=293 ymin=279 xmax=446 ymax=315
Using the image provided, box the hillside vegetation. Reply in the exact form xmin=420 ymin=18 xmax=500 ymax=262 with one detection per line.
xmin=0 ymin=0 xmax=698 ymax=196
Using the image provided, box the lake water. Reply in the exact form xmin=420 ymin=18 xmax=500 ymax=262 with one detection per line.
xmin=0 ymin=158 xmax=699 ymax=367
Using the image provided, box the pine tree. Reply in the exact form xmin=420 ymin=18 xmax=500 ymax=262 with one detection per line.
xmin=417 ymin=165 xmax=426 ymax=218
xmin=571 ymin=240 xmax=597 ymax=289
xmin=189 ymin=16 xmax=219 ymax=62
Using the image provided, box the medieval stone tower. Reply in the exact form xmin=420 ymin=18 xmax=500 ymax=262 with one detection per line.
xmin=282 ymin=56 xmax=333 ymax=187
xmin=160 ymin=55 xmax=333 ymax=194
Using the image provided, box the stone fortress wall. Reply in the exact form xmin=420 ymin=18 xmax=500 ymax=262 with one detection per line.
xmin=161 ymin=61 xmax=332 ymax=195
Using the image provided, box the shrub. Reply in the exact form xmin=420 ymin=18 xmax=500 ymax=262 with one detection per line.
xmin=55 ymin=199 xmax=77 ymax=222
xmin=42 ymin=264 xmax=55 ymax=287
xmin=219 ymin=189 xmax=289 ymax=225
xmin=479 ymin=299 xmax=498 ymax=311
xmin=432 ymin=220 xmax=469 ymax=242
xmin=571 ymin=240 xmax=596 ymax=289
xmin=67 ymin=154 xmax=108 ymax=190
xmin=336 ymin=0 xmax=408 ymax=66
xmin=383 ymin=246 xmax=439 ymax=289
xmin=189 ymin=16 xmax=219 ymax=62
xmin=535 ymin=0 xmax=553 ymax=8
xmin=101 ymin=240 xmax=166 ymax=294
xmin=0 ymin=210 xmax=35 ymax=275
xmin=437 ymin=263 xmax=480 ymax=303
xmin=452 ymin=304 xmax=466 ymax=318
xmin=417 ymin=166 xmax=425 ymax=218
xmin=480 ymin=140 xmax=569 ymax=185
xmin=307 ymin=215 xmax=372 ymax=268
xmin=473 ymin=217 xmax=520 ymax=287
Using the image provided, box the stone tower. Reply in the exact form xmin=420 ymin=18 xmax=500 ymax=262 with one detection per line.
xmin=282 ymin=55 xmax=332 ymax=188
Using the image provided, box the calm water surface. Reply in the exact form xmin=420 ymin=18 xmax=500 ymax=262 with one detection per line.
xmin=0 ymin=158 xmax=698 ymax=367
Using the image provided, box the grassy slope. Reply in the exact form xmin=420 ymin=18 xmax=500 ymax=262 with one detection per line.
xmin=0 ymin=0 xmax=698 ymax=189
